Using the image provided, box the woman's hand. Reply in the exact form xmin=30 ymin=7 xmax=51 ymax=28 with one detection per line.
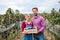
xmin=22 ymin=31 xmax=28 ymax=34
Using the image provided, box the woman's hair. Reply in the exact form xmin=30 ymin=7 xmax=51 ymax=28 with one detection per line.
xmin=24 ymin=14 xmax=30 ymax=17
xmin=24 ymin=14 xmax=30 ymax=20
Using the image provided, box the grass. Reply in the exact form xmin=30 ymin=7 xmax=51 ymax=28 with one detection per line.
xmin=44 ymin=37 xmax=48 ymax=40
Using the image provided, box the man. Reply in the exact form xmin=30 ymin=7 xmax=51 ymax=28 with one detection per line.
xmin=31 ymin=7 xmax=45 ymax=40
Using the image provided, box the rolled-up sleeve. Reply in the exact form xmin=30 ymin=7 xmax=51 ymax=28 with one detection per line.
xmin=39 ymin=18 xmax=45 ymax=32
xmin=21 ymin=22 xmax=26 ymax=32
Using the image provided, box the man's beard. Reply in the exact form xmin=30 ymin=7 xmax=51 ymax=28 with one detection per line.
xmin=35 ymin=14 xmax=37 ymax=16
xmin=34 ymin=13 xmax=38 ymax=16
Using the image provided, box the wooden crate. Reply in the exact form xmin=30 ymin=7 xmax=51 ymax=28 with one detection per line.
xmin=23 ymin=27 xmax=37 ymax=33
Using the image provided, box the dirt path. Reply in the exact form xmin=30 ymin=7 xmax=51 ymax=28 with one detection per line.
xmin=44 ymin=29 xmax=55 ymax=40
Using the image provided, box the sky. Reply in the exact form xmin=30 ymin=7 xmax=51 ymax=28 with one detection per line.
xmin=0 ymin=0 xmax=60 ymax=15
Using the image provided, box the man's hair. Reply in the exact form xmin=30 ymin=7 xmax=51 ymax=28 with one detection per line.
xmin=32 ymin=7 xmax=38 ymax=11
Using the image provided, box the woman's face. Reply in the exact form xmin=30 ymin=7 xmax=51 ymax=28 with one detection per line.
xmin=25 ymin=15 xmax=30 ymax=21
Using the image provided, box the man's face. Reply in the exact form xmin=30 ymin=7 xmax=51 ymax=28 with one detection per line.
xmin=32 ymin=9 xmax=38 ymax=16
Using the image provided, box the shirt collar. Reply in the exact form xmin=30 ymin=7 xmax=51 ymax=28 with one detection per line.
xmin=34 ymin=15 xmax=39 ymax=19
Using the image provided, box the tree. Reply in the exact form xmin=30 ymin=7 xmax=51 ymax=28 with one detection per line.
xmin=20 ymin=14 xmax=25 ymax=21
xmin=3 ymin=8 xmax=14 ymax=27
xmin=15 ymin=10 xmax=20 ymax=14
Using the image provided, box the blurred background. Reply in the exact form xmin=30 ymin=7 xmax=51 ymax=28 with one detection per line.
xmin=0 ymin=0 xmax=60 ymax=40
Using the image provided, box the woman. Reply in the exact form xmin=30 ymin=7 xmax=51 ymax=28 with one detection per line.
xmin=21 ymin=14 xmax=32 ymax=40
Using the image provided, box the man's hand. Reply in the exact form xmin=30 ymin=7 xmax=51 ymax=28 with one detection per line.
xmin=33 ymin=26 xmax=39 ymax=34
xmin=35 ymin=31 xmax=39 ymax=34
